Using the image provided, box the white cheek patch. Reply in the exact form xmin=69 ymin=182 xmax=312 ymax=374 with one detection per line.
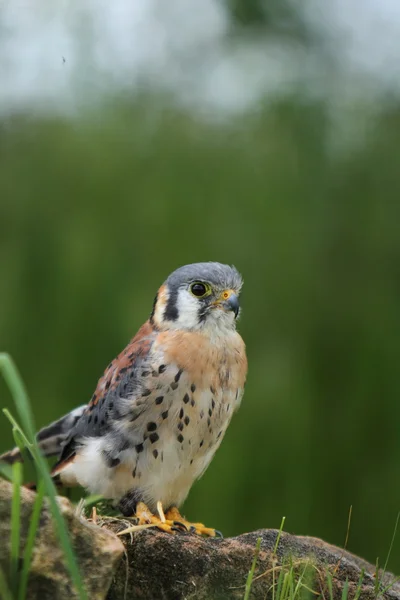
xmin=174 ymin=289 xmax=202 ymax=329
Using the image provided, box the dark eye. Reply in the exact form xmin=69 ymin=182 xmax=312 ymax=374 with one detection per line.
xmin=190 ymin=282 xmax=210 ymax=298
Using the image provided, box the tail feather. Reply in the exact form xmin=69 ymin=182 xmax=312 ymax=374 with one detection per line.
xmin=0 ymin=405 xmax=86 ymax=464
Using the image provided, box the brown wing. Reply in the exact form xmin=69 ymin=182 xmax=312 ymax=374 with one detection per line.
xmin=53 ymin=320 xmax=157 ymax=473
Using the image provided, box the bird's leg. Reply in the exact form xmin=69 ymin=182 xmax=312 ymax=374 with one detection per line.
xmin=164 ymin=506 xmax=222 ymax=538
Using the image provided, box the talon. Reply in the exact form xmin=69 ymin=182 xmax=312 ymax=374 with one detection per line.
xmin=165 ymin=506 xmax=219 ymax=537
xmin=119 ymin=502 xmax=220 ymax=537
xmin=171 ymin=526 xmax=189 ymax=534
xmin=215 ymin=529 xmax=224 ymax=538
xmin=173 ymin=520 xmax=189 ymax=531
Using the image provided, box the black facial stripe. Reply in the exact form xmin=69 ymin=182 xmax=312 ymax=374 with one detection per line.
xmin=149 ymin=292 xmax=158 ymax=324
xmin=163 ymin=287 xmax=179 ymax=321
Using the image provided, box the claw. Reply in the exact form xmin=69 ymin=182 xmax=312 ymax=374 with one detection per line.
xmin=173 ymin=520 xmax=189 ymax=531
xmin=117 ymin=502 xmax=221 ymax=537
xmin=165 ymin=506 xmax=220 ymax=537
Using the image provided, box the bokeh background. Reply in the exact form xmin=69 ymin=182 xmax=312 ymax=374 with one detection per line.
xmin=1 ymin=0 xmax=400 ymax=573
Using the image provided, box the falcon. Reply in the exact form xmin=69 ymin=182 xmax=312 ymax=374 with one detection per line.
xmin=1 ymin=262 xmax=247 ymax=536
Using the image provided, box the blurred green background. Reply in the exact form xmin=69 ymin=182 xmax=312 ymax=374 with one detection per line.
xmin=1 ymin=0 xmax=400 ymax=574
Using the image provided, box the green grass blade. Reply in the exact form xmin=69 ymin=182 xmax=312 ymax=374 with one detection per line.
xmin=243 ymin=537 xmax=261 ymax=600
xmin=353 ymin=568 xmax=364 ymax=600
xmin=325 ymin=571 xmax=334 ymax=600
xmin=274 ymin=516 xmax=286 ymax=555
xmin=280 ymin=570 xmax=290 ymax=600
xmin=0 ymin=565 xmax=14 ymax=600
xmin=374 ymin=557 xmax=380 ymax=596
xmin=30 ymin=452 xmax=88 ymax=599
xmin=382 ymin=512 xmax=399 ymax=577
xmin=275 ymin=567 xmax=285 ymax=600
xmin=0 ymin=354 xmax=88 ymax=600
xmin=10 ymin=462 xmax=22 ymax=595
xmin=18 ymin=480 xmax=45 ymax=600
xmin=0 ymin=354 xmax=36 ymax=440
xmin=381 ymin=574 xmax=400 ymax=595
xmin=341 ymin=578 xmax=349 ymax=600
xmin=3 ymin=410 xmax=31 ymax=450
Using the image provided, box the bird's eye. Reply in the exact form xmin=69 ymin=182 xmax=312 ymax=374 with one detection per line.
xmin=190 ymin=282 xmax=211 ymax=298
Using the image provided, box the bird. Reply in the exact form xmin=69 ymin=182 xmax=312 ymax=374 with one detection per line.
xmin=0 ymin=262 xmax=247 ymax=536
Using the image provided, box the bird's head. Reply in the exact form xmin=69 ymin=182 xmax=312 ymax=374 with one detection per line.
xmin=150 ymin=262 xmax=243 ymax=334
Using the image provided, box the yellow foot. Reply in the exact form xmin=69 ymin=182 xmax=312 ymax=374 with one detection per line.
xmin=165 ymin=506 xmax=222 ymax=538
xmin=117 ymin=502 xmax=222 ymax=538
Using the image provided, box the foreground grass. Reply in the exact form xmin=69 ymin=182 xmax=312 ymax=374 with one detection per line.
xmin=0 ymin=353 xmax=87 ymax=600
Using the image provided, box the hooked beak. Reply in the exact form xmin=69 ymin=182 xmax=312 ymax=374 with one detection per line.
xmin=213 ymin=290 xmax=240 ymax=318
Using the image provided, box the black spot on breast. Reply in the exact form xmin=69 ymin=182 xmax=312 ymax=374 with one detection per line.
xmin=200 ymin=440 xmax=204 ymax=447
xmin=149 ymin=432 xmax=159 ymax=443
xmin=190 ymin=459 xmax=194 ymax=465
xmin=175 ymin=369 xmax=183 ymax=382
xmin=170 ymin=382 xmax=179 ymax=391
xmin=104 ymin=455 xmax=120 ymax=468
xmin=155 ymin=396 xmax=164 ymax=405
xmin=190 ymin=398 xmax=195 ymax=407
xmin=177 ymin=434 xmax=184 ymax=443
xmin=179 ymin=408 xmax=184 ymax=419
xmin=184 ymin=416 xmax=190 ymax=426
xmin=136 ymin=443 xmax=144 ymax=453
xmin=208 ymin=409 xmax=212 ymax=417
xmin=211 ymin=399 xmax=215 ymax=409
xmin=200 ymin=410 xmax=204 ymax=419
xmin=191 ymin=383 xmax=196 ymax=393
xmin=142 ymin=389 xmax=151 ymax=397
xmin=159 ymin=364 xmax=166 ymax=374
xmin=178 ymin=422 xmax=184 ymax=431
xmin=207 ymin=417 xmax=211 ymax=427
xmin=142 ymin=371 xmax=150 ymax=377
xmin=183 ymin=393 xmax=189 ymax=404
xmin=161 ymin=410 xmax=169 ymax=419
xmin=210 ymin=386 xmax=216 ymax=394
xmin=153 ymin=449 xmax=159 ymax=459
xmin=147 ymin=422 xmax=157 ymax=431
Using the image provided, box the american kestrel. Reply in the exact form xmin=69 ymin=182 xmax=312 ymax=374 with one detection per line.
xmin=1 ymin=262 xmax=247 ymax=536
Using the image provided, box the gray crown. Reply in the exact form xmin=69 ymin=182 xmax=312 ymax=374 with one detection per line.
xmin=166 ymin=262 xmax=243 ymax=292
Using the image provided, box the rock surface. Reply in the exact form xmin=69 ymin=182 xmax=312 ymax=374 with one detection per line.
xmin=108 ymin=525 xmax=400 ymax=600
xmin=0 ymin=479 xmax=124 ymax=599
xmin=0 ymin=478 xmax=398 ymax=599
